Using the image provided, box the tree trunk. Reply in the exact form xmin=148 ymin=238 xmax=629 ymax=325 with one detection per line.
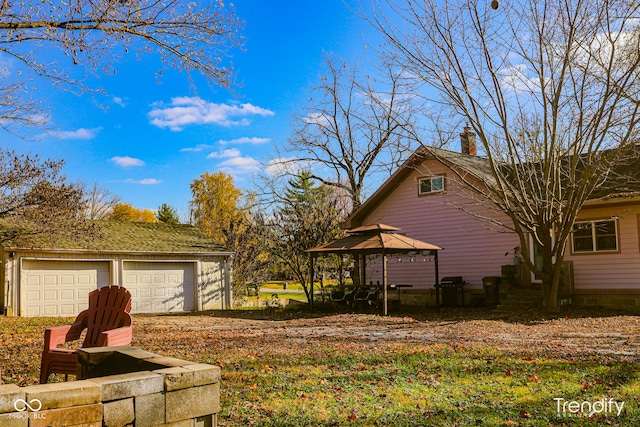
xmin=297 ymin=267 xmax=312 ymax=304
xmin=544 ymin=263 xmax=564 ymax=314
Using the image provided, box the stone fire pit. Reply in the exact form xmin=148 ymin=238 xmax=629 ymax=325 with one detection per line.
xmin=0 ymin=346 xmax=221 ymax=427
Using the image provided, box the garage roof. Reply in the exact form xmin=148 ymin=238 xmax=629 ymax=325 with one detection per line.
xmin=2 ymin=221 xmax=230 ymax=254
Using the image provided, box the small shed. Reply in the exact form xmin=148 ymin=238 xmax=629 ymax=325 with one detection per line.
xmin=306 ymin=224 xmax=442 ymax=315
xmin=0 ymin=221 xmax=233 ymax=317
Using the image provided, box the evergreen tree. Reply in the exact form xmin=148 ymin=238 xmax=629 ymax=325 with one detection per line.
xmin=156 ymin=203 xmax=180 ymax=224
xmin=270 ymin=171 xmax=345 ymax=302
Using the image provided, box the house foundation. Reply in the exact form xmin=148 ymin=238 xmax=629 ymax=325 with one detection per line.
xmin=572 ymin=293 xmax=640 ymax=312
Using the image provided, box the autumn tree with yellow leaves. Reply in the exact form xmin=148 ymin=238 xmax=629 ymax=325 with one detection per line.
xmin=107 ymin=203 xmax=156 ymax=223
xmin=190 ymin=171 xmax=272 ymax=295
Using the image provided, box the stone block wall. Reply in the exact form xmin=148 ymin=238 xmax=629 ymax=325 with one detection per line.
xmin=396 ymin=289 xmax=437 ymax=306
xmin=396 ymin=288 xmax=477 ymax=307
xmin=0 ymin=347 xmax=220 ymax=427
xmin=573 ymin=293 xmax=640 ymax=312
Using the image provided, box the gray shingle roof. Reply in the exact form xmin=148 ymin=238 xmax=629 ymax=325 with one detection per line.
xmin=2 ymin=221 xmax=230 ymax=254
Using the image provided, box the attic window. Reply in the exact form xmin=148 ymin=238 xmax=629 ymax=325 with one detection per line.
xmin=418 ymin=176 xmax=444 ymax=195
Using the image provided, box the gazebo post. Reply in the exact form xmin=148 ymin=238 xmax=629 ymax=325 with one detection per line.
xmin=309 ymin=254 xmax=315 ymax=313
xmin=382 ymin=252 xmax=388 ymax=316
xmin=361 ymin=254 xmax=367 ymax=286
xmin=434 ymin=250 xmax=440 ymax=308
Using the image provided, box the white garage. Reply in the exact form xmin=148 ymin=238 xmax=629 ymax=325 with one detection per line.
xmin=20 ymin=260 xmax=110 ymax=317
xmin=123 ymin=261 xmax=196 ymax=313
xmin=1 ymin=221 xmax=233 ymax=317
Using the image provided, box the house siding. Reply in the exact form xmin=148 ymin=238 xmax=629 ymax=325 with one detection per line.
xmin=566 ymin=205 xmax=640 ymax=291
xmin=350 ymin=146 xmax=640 ymax=310
xmin=360 ymin=160 xmax=519 ymax=290
xmin=356 ymin=158 xmax=640 ymax=295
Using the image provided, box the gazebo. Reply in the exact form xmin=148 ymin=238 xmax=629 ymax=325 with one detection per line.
xmin=306 ymin=224 xmax=442 ymax=315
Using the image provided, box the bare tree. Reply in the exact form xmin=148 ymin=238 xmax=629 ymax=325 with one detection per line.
xmin=0 ymin=79 xmax=48 ymax=136
xmin=82 ymin=182 xmax=121 ymax=220
xmin=367 ymin=0 xmax=640 ymax=312
xmin=0 ymin=149 xmax=93 ymax=244
xmin=283 ymin=54 xmax=422 ymax=210
xmin=0 ymin=0 xmax=243 ymax=133
xmin=225 ymin=207 xmax=274 ymax=298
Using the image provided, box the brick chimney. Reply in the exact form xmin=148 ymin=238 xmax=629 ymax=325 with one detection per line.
xmin=460 ymin=126 xmax=477 ymax=156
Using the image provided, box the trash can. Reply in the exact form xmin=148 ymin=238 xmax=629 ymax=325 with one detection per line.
xmin=483 ymin=276 xmax=502 ymax=307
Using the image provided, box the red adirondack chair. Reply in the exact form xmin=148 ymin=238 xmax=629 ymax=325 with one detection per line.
xmin=39 ymin=285 xmax=133 ymax=384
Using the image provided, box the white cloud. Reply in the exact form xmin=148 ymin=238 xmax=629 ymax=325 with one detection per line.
xmin=0 ymin=56 xmax=17 ymax=76
xmin=304 ymin=112 xmax=331 ymax=126
xmin=54 ymin=127 xmax=102 ymax=140
xmin=181 ymin=144 xmax=213 ymax=152
xmin=138 ymin=178 xmax=161 ymax=185
xmin=498 ymin=64 xmax=540 ymax=93
xmin=182 ymin=137 xmax=271 ymax=152
xmin=125 ymin=178 xmax=162 ymax=185
xmin=113 ymin=96 xmax=126 ymax=107
xmin=203 ymin=147 xmax=260 ymax=175
xmin=219 ymin=136 xmax=272 ymax=145
xmin=266 ymin=157 xmax=309 ymax=177
xmin=218 ymin=156 xmax=261 ymax=174
xmin=111 ymin=156 xmax=145 ymax=167
xmin=207 ymin=148 xmax=241 ymax=159
xmin=148 ymin=97 xmax=275 ymax=131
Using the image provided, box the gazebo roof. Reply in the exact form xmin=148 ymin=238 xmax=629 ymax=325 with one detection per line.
xmin=345 ymin=223 xmax=400 ymax=234
xmin=306 ymin=224 xmax=442 ymax=255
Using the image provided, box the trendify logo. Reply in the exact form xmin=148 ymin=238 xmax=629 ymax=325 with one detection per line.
xmin=554 ymin=397 xmax=624 ymax=417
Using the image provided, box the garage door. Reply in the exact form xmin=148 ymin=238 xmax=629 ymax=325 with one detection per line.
xmin=21 ymin=260 xmax=110 ymax=317
xmin=123 ymin=262 xmax=195 ymax=313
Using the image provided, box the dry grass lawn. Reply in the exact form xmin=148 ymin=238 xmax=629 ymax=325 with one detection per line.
xmin=1 ymin=306 xmax=639 ymax=426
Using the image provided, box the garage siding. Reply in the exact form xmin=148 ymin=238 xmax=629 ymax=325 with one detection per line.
xmin=201 ymin=260 xmax=226 ymax=310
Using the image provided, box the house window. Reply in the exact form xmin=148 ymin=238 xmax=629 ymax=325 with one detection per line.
xmin=418 ymin=176 xmax=444 ymax=195
xmin=572 ymin=219 xmax=618 ymax=253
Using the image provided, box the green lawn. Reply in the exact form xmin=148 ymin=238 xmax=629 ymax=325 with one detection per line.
xmin=260 ymin=281 xmax=306 ymax=291
xmin=217 ymin=343 xmax=638 ymax=426
xmin=224 ymin=345 xmax=640 ymax=426
xmin=1 ymin=308 xmax=638 ymax=426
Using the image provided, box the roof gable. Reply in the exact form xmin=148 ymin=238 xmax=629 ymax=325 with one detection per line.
xmin=347 ymin=146 xmax=489 ymax=228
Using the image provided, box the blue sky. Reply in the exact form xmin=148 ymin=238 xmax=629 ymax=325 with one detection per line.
xmin=2 ymin=1 xmax=376 ymax=219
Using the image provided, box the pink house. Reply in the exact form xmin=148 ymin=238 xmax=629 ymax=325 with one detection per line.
xmin=345 ymin=130 xmax=640 ymax=311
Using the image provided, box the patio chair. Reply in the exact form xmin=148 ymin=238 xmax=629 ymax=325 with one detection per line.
xmin=331 ymin=287 xmax=357 ymax=306
xmin=353 ymin=286 xmax=380 ymax=308
xmin=39 ymin=285 xmax=133 ymax=384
